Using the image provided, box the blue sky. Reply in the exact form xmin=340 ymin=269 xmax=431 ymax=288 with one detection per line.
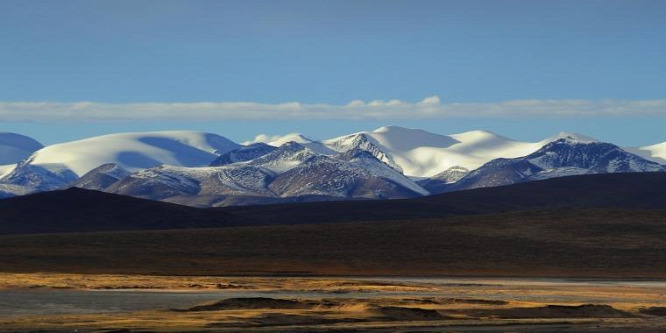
xmin=1 ymin=0 xmax=665 ymax=145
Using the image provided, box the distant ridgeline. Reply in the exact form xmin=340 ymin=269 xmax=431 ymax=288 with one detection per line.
xmin=0 ymin=126 xmax=664 ymax=207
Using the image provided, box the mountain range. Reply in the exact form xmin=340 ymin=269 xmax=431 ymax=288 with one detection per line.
xmin=2 ymin=172 xmax=666 ymax=235
xmin=0 ymin=126 xmax=664 ymax=206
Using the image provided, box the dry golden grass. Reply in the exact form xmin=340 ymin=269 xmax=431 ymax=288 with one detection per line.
xmin=0 ymin=272 xmax=439 ymax=293
xmin=1 ymin=274 xmax=666 ymax=332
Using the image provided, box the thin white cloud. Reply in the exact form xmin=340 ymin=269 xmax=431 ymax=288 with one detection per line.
xmin=0 ymin=96 xmax=664 ymax=121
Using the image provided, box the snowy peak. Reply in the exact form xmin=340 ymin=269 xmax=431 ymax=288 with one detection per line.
xmin=70 ymin=163 xmax=131 ymax=191
xmin=416 ymin=166 xmax=469 ymax=193
xmin=90 ymin=141 xmax=427 ymax=206
xmin=627 ymin=142 xmax=666 ymax=164
xmin=1 ymin=127 xmax=664 ymax=207
xmin=642 ymin=142 xmax=666 ymax=158
xmin=269 ymin=133 xmax=314 ymax=146
xmin=446 ymin=139 xmax=665 ymax=193
xmin=109 ymin=165 xmax=203 ymax=200
xmin=268 ymin=147 xmax=428 ymax=199
xmin=446 ymin=130 xmax=529 ymax=155
xmin=527 ymin=139 xmax=663 ymax=173
xmin=1 ymin=160 xmax=78 ymax=191
xmin=324 ymin=127 xmax=588 ymax=177
xmin=244 ymin=133 xmax=314 ymax=146
xmin=89 ymin=163 xmax=132 ymax=180
xmin=247 ymin=141 xmax=320 ymax=173
xmin=448 ymin=129 xmax=510 ymax=143
xmin=336 ymin=148 xmax=378 ymax=162
xmin=26 ymin=131 xmax=240 ymax=176
xmin=543 ymin=132 xmax=598 ymax=144
xmin=324 ymin=132 xmax=403 ymax=172
xmin=370 ymin=126 xmax=459 ymax=151
xmin=430 ymin=166 xmax=470 ymax=183
xmin=369 ymin=128 xmax=534 ymax=177
xmin=528 ymin=139 xmax=618 ymax=170
xmin=210 ymin=143 xmax=277 ymax=166
xmin=244 ymin=133 xmax=336 ymax=155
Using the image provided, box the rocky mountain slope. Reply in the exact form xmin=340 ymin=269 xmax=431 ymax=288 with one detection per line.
xmin=0 ymin=127 xmax=664 ymax=206
xmin=446 ymin=137 xmax=666 ymax=192
xmin=79 ymin=143 xmax=427 ymax=207
xmin=322 ymin=126 xmax=596 ymax=177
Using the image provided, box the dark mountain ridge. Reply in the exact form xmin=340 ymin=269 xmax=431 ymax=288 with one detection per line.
xmin=0 ymin=172 xmax=665 ymax=234
xmin=223 ymin=171 xmax=666 ymax=224
xmin=0 ymin=187 xmax=250 ymax=234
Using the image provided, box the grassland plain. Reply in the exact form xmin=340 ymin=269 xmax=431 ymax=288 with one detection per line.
xmin=0 ymin=208 xmax=665 ymax=277
xmin=1 ymin=173 xmax=666 ymax=331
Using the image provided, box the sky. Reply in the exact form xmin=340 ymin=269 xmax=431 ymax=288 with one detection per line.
xmin=1 ymin=0 xmax=665 ymax=146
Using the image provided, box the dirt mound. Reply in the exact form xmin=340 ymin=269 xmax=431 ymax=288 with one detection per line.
xmin=183 ymin=297 xmax=311 ymax=311
xmin=465 ymin=304 xmax=632 ymax=319
xmin=640 ymin=307 xmax=666 ymax=316
xmin=378 ymin=306 xmax=446 ymax=321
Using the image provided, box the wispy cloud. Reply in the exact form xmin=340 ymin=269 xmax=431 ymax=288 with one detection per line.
xmin=1 ymin=97 xmax=665 ymax=121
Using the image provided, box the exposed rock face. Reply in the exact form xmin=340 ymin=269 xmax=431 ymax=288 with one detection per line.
xmin=417 ymin=166 xmax=470 ymax=194
xmin=447 ymin=139 xmax=665 ymax=192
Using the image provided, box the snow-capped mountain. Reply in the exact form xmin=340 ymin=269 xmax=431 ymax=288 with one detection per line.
xmin=0 ymin=133 xmax=43 ymax=165
xmin=323 ymin=129 xmax=405 ymax=173
xmin=210 ymin=143 xmax=277 ymax=166
xmin=268 ymin=133 xmax=314 ymax=146
xmin=246 ymin=132 xmax=336 ymax=155
xmin=322 ymin=126 xmax=594 ymax=178
xmin=82 ymin=143 xmax=426 ymax=207
xmin=0 ymin=132 xmax=44 ymax=195
xmin=445 ymin=138 xmax=666 ymax=192
xmin=0 ymin=131 xmax=239 ymax=197
xmin=103 ymin=143 xmax=310 ymax=204
xmin=0 ymin=127 xmax=664 ymax=206
xmin=69 ymin=163 xmax=132 ymax=191
xmin=417 ymin=166 xmax=470 ymax=193
xmin=16 ymin=131 xmax=239 ymax=177
xmin=247 ymin=141 xmax=321 ymax=173
xmin=626 ymin=142 xmax=666 ymax=165
xmin=268 ymin=148 xmax=428 ymax=199
xmin=1 ymin=159 xmax=78 ymax=192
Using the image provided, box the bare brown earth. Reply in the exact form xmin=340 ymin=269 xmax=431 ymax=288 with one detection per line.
xmin=1 ymin=275 xmax=665 ymax=332
xmin=0 ymin=208 xmax=665 ymax=277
